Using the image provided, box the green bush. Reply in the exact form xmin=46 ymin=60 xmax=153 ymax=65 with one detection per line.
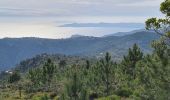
xmin=116 ymin=88 xmax=133 ymax=97
xmin=96 ymin=95 xmax=121 ymax=100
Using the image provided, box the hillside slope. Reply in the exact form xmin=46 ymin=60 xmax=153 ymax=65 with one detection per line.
xmin=0 ymin=31 xmax=159 ymax=71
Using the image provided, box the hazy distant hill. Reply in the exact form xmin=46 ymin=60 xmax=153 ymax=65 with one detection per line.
xmin=60 ymin=23 xmax=144 ymax=28
xmin=104 ymin=29 xmax=148 ymax=36
xmin=70 ymin=34 xmax=85 ymax=38
xmin=0 ymin=31 xmax=159 ymax=71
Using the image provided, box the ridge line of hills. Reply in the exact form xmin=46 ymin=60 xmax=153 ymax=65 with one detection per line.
xmin=0 ymin=30 xmax=159 ymax=71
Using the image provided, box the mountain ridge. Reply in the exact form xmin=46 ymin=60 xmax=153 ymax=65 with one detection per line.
xmin=0 ymin=30 xmax=159 ymax=71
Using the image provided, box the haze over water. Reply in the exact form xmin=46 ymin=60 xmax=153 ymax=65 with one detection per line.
xmin=0 ymin=0 xmax=163 ymax=38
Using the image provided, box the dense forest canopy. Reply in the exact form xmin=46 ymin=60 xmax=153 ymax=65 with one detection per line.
xmin=0 ymin=0 xmax=170 ymax=100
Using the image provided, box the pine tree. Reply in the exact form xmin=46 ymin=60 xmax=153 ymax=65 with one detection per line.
xmin=145 ymin=1 xmax=170 ymax=99
xmin=27 ymin=68 xmax=43 ymax=86
xmin=98 ymin=52 xmax=115 ymax=96
xmin=66 ymin=72 xmax=82 ymax=100
xmin=42 ymin=59 xmax=56 ymax=85
xmin=121 ymin=44 xmax=143 ymax=79
xmin=146 ymin=0 xmax=170 ymax=46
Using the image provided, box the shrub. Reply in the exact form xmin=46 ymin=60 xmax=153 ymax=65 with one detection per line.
xmin=96 ymin=95 xmax=121 ymax=100
xmin=116 ymin=88 xmax=133 ymax=97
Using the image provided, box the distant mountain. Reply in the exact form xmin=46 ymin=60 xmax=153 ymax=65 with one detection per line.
xmin=104 ymin=29 xmax=147 ymax=36
xmin=0 ymin=31 xmax=159 ymax=71
xmin=60 ymin=23 xmax=144 ymax=28
xmin=71 ymin=34 xmax=85 ymax=38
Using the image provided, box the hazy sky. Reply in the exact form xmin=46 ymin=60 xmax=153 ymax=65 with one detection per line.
xmin=0 ymin=0 xmax=164 ymax=38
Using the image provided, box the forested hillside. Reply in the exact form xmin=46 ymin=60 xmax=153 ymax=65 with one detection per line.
xmin=0 ymin=0 xmax=170 ymax=100
xmin=0 ymin=31 xmax=159 ymax=71
xmin=14 ymin=54 xmax=95 ymax=73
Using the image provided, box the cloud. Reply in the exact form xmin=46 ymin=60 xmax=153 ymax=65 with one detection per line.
xmin=0 ymin=0 xmax=162 ymax=17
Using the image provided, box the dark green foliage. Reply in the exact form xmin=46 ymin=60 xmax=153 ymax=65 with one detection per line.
xmin=40 ymin=95 xmax=49 ymax=100
xmin=8 ymin=71 xmax=21 ymax=83
xmin=137 ymin=1 xmax=170 ymax=99
xmin=121 ymin=44 xmax=143 ymax=79
xmin=146 ymin=0 xmax=170 ymax=46
xmin=96 ymin=95 xmax=121 ymax=100
xmin=1 ymin=41 xmax=170 ymax=100
xmin=27 ymin=68 xmax=43 ymax=86
xmin=80 ymin=89 xmax=88 ymax=100
xmin=15 ymin=54 xmax=88 ymax=73
xmin=160 ymin=0 xmax=170 ymax=16
xmin=59 ymin=60 xmax=67 ymax=69
xmin=85 ymin=60 xmax=90 ymax=69
xmin=98 ymin=52 xmax=115 ymax=96
xmin=116 ymin=87 xmax=132 ymax=97
xmin=42 ymin=59 xmax=56 ymax=84
xmin=65 ymin=68 xmax=83 ymax=100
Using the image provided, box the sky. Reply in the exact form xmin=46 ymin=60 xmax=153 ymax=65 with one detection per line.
xmin=0 ymin=0 xmax=164 ymax=39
